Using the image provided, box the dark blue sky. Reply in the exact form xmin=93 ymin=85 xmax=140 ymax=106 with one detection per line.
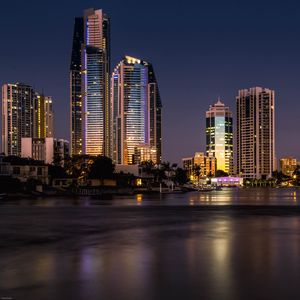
xmin=1 ymin=0 xmax=300 ymax=163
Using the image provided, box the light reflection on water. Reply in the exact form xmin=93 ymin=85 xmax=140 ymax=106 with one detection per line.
xmin=0 ymin=189 xmax=300 ymax=299
xmin=1 ymin=214 xmax=300 ymax=299
xmin=1 ymin=187 xmax=299 ymax=207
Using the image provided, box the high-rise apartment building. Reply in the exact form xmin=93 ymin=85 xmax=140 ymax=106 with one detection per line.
xmin=206 ymin=98 xmax=233 ymax=174
xmin=2 ymin=83 xmax=36 ymax=156
xmin=70 ymin=8 xmax=110 ymax=156
xmin=236 ymin=87 xmax=276 ymax=179
xmin=2 ymin=83 xmax=54 ymax=156
xmin=35 ymin=94 xmax=54 ymax=138
xmin=111 ymin=56 xmax=162 ymax=165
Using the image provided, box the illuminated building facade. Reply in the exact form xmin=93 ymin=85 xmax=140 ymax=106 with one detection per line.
xmin=194 ymin=152 xmax=216 ymax=177
xmin=280 ymin=157 xmax=298 ymax=177
xmin=2 ymin=83 xmax=54 ymax=157
xmin=70 ymin=8 xmax=110 ymax=156
xmin=133 ymin=144 xmax=157 ymax=164
xmin=206 ymin=98 xmax=233 ymax=174
xmin=182 ymin=152 xmax=216 ymax=180
xmin=35 ymin=95 xmax=54 ymax=138
xmin=236 ymin=87 xmax=276 ymax=179
xmin=2 ymin=83 xmax=36 ymax=156
xmin=111 ymin=56 xmax=162 ymax=165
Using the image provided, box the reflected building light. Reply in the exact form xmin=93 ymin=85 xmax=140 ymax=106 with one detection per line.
xmin=136 ymin=194 xmax=143 ymax=204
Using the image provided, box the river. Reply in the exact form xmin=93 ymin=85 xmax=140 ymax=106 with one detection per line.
xmin=0 ymin=188 xmax=299 ymax=299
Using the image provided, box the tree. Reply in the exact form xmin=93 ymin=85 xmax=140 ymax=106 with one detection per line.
xmin=292 ymin=166 xmax=300 ymax=186
xmin=88 ymin=156 xmax=115 ymax=182
xmin=52 ymin=153 xmax=63 ymax=167
xmin=173 ymin=168 xmax=188 ymax=186
xmin=48 ymin=165 xmax=67 ymax=179
xmin=140 ymin=160 xmax=154 ymax=175
xmin=64 ymin=155 xmax=94 ymax=179
xmin=272 ymin=170 xmax=290 ymax=184
xmin=153 ymin=164 xmax=167 ymax=184
xmin=215 ymin=170 xmax=229 ymax=177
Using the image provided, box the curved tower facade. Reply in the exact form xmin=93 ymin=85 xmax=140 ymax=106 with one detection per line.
xmin=111 ymin=56 xmax=162 ymax=165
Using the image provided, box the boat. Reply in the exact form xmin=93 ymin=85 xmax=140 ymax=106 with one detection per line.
xmin=197 ymin=186 xmax=214 ymax=192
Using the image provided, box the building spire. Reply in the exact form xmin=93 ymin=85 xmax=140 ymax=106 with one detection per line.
xmin=215 ymin=96 xmax=224 ymax=106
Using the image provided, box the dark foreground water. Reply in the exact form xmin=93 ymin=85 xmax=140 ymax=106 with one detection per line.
xmin=0 ymin=188 xmax=300 ymax=300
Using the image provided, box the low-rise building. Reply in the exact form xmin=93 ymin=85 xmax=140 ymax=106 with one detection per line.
xmin=280 ymin=157 xmax=298 ymax=177
xmin=211 ymin=176 xmax=243 ymax=187
xmin=0 ymin=156 xmax=11 ymax=176
xmin=182 ymin=152 xmax=217 ymax=181
xmin=0 ymin=155 xmax=49 ymax=184
xmin=182 ymin=157 xmax=194 ymax=179
xmin=21 ymin=137 xmax=69 ymax=166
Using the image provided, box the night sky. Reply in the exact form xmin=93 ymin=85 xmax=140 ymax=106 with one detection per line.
xmin=1 ymin=0 xmax=300 ymax=164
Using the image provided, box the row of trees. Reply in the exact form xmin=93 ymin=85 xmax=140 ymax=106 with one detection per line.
xmin=49 ymin=155 xmax=189 ymax=185
xmin=49 ymin=155 xmax=190 ymax=186
xmin=49 ymin=155 xmax=115 ymax=182
xmin=49 ymin=155 xmax=234 ymax=187
xmin=140 ymin=161 xmax=189 ymax=186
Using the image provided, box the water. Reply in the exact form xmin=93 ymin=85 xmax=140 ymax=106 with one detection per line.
xmin=0 ymin=188 xmax=300 ymax=300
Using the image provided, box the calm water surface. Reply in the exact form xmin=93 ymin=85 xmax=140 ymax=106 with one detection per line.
xmin=0 ymin=188 xmax=300 ymax=300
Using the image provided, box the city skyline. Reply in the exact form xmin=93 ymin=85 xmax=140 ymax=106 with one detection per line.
xmin=0 ymin=0 xmax=300 ymax=163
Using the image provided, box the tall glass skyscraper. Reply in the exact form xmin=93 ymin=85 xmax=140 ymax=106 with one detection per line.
xmin=70 ymin=8 xmax=110 ymax=156
xmin=236 ymin=87 xmax=276 ymax=179
xmin=206 ymin=98 xmax=233 ymax=174
xmin=70 ymin=17 xmax=84 ymax=155
xmin=111 ymin=56 xmax=162 ymax=165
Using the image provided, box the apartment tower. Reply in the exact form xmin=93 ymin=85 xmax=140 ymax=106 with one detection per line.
xmin=236 ymin=87 xmax=276 ymax=179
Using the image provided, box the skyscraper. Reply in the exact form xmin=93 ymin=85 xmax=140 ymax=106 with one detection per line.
xmin=35 ymin=94 xmax=54 ymax=138
xmin=111 ymin=56 xmax=162 ymax=165
xmin=2 ymin=83 xmax=54 ymax=156
xmin=236 ymin=87 xmax=276 ymax=179
xmin=70 ymin=17 xmax=84 ymax=155
xmin=70 ymin=8 xmax=110 ymax=156
xmin=206 ymin=98 xmax=233 ymax=174
xmin=2 ymin=83 xmax=36 ymax=156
